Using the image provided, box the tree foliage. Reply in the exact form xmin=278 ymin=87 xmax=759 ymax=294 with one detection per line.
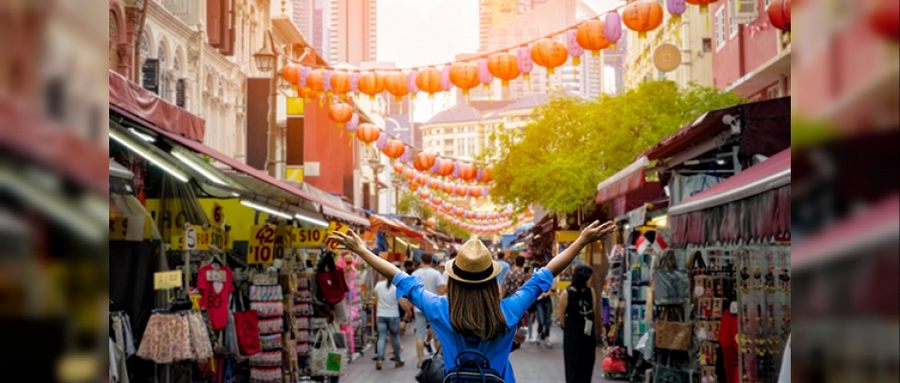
xmin=396 ymin=190 xmax=471 ymax=239
xmin=487 ymin=81 xmax=741 ymax=214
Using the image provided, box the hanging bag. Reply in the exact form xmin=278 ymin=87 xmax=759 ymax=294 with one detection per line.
xmin=232 ymin=290 xmax=261 ymax=356
xmin=310 ymin=328 xmax=344 ymax=376
xmin=653 ymin=250 xmax=689 ymax=305
xmin=316 ymin=254 xmax=349 ymax=305
xmin=655 ymin=307 xmax=692 ymax=351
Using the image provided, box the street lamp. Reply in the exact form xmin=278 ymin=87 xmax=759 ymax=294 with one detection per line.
xmin=252 ymin=32 xmax=277 ymax=73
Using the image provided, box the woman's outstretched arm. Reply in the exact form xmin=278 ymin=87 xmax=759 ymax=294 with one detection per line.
xmin=545 ymin=220 xmax=616 ymax=276
xmin=328 ymin=231 xmax=400 ymax=279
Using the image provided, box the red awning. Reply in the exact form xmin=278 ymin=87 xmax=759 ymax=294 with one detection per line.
xmin=792 ymin=195 xmax=899 ymax=270
xmin=109 ymin=70 xmax=205 ymax=142
xmin=667 ymin=148 xmax=791 ymax=246
xmin=669 ymin=148 xmax=791 ymax=216
xmin=595 ymin=156 xmax=648 ymax=204
xmin=370 ymin=214 xmax=424 ymax=239
xmin=0 ymin=96 xmax=107 ymax=195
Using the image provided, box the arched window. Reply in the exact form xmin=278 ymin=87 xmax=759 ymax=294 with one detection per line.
xmin=109 ymin=11 xmax=119 ymax=71
xmin=157 ymin=42 xmax=169 ymax=100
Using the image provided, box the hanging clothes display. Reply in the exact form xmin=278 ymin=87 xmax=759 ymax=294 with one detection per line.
xmin=198 ymin=263 xmax=234 ymax=330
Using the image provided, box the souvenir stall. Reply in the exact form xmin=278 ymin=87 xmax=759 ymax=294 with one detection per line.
xmin=666 ymin=148 xmax=791 ymax=383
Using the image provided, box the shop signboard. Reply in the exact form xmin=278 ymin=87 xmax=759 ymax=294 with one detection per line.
xmin=293 ymin=227 xmax=327 ymax=248
xmin=170 ymin=224 xmax=212 ymax=251
xmin=325 ymin=221 xmax=350 ymax=251
xmin=154 ymin=270 xmax=183 ymax=290
xmin=248 ymin=224 xmax=276 ymax=264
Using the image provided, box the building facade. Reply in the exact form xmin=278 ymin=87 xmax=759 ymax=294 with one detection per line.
xmin=291 ymin=0 xmax=377 ymax=66
xmin=623 ymin=3 xmax=714 ymax=90
xmin=710 ymin=0 xmax=790 ymax=100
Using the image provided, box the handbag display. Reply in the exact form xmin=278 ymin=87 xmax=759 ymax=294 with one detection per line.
xmin=233 ymin=292 xmax=262 ymax=356
xmin=315 ymin=254 xmax=349 ymax=305
xmin=655 ymin=307 xmax=693 ymax=351
xmin=653 ymin=249 xmax=689 ymax=305
xmin=310 ymin=329 xmax=345 ymax=377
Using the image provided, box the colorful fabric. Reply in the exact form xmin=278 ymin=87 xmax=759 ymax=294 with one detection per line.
xmin=197 ymin=264 xmax=234 ymax=330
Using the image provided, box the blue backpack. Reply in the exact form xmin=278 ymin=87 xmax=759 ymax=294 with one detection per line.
xmin=442 ymin=350 xmax=505 ymax=383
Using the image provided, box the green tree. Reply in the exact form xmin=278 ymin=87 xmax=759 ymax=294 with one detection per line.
xmin=488 ymin=81 xmax=740 ymax=214
xmin=396 ymin=190 xmax=471 ymax=239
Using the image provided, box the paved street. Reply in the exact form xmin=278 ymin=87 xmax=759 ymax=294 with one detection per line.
xmin=342 ymin=328 xmax=617 ymax=383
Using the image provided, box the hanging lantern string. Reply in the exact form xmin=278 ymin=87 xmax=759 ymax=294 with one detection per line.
xmin=285 ymin=3 xmax=634 ymax=71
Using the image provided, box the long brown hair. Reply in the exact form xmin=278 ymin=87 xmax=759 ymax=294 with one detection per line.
xmin=448 ymin=278 xmax=507 ymax=340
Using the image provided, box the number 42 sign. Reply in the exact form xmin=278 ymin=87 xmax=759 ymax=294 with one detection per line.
xmin=248 ymin=224 xmax=276 ymax=264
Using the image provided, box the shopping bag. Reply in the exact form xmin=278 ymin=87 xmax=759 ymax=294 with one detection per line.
xmin=653 ymin=250 xmax=689 ymax=305
xmin=654 ymin=307 xmax=692 ymax=351
xmin=232 ymin=293 xmax=261 ymax=356
xmin=310 ymin=329 xmax=344 ymax=376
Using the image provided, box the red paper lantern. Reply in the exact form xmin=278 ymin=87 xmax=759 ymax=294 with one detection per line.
xmin=328 ymin=102 xmax=354 ymax=128
xmin=428 ymin=178 xmax=441 ymax=189
xmin=382 ymin=139 xmax=406 ymax=159
xmin=356 ymin=123 xmax=380 ymax=144
xmin=685 ymin=0 xmax=718 ymax=14
xmin=481 ymin=167 xmax=494 ymax=183
xmin=576 ymin=20 xmax=611 ymax=55
xmin=449 ymin=62 xmax=480 ymax=95
xmin=469 ymin=187 xmax=482 ymax=198
xmin=457 ymin=163 xmax=478 ymax=181
xmin=413 ymin=152 xmax=437 ymax=172
xmin=358 ymin=71 xmax=385 ymax=100
xmin=409 ymin=182 xmax=419 ymax=191
xmin=392 ymin=162 xmax=404 ymax=174
xmin=530 ymin=38 xmax=569 ymax=74
xmin=766 ymin=0 xmax=791 ymax=32
xmin=431 ymin=197 xmax=443 ymax=206
xmin=418 ymin=189 xmax=430 ymax=199
xmin=426 ymin=218 xmax=436 ymax=229
xmin=623 ymin=0 xmax=664 ymax=39
xmin=435 ymin=159 xmax=456 ymax=177
xmin=868 ymin=0 xmax=899 ymax=41
xmin=454 ymin=184 xmax=467 ymax=196
xmin=441 ymin=182 xmax=454 ymax=194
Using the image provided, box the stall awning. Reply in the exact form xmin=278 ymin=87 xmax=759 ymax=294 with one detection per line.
xmin=669 ymin=148 xmax=791 ymax=216
xmin=109 ymin=70 xmax=205 ymax=142
xmin=644 ymin=98 xmax=790 ymax=163
xmin=668 ymin=148 xmax=791 ymax=246
xmin=296 ymin=182 xmax=369 ymax=227
xmin=792 ymin=196 xmax=898 ymax=270
xmin=595 ymin=156 xmax=648 ymax=204
xmin=370 ymin=214 xmax=424 ymax=239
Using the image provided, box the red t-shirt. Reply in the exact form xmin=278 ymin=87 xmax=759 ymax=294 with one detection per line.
xmin=198 ymin=264 xmax=233 ymax=330
xmin=718 ymin=310 xmax=739 ymax=383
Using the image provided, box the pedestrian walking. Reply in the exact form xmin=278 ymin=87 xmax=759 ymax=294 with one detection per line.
xmin=534 ymin=261 xmax=556 ymax=348
xmin=373 ymin=274 xmax=408 ymax=369
xmin=559 ymin=264 xmax=597 ymax=383
xmin=328 ymin=220 xmax=616 ymax=383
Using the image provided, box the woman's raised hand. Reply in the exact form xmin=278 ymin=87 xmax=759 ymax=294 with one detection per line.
xmin=327 ymin=230 xmax=367 ymax=254
xmin=577 ymin=220 xmax=617 ymax=244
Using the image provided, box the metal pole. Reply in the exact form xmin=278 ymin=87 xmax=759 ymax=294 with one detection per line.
xmin=266 ymin=33 xmax=279 ymax=177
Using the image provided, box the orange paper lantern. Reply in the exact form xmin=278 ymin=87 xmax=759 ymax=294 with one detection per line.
xmin=328 ymin=102 xmax=354 ymax=128
xmin=382 ymin=139 xmax=406 ymax=159
xmin=481 ymin=167 xmax=494 ymax=183
xmin=281 ymin=64 xmax=302 ymax=85
xmin=392 ymin=162 xmax=404 ymax=174
xmin=486 ymin=53 xmax=520 ymax=87
xmin=449 ymin=62 xmax=480 ymax=95
xmin=435 ymin=159 xmax=456 ymax=177
xmin=457 ymin=163 xmax=478 ymax=181
xmin=358 ymin=71 xmax=385 ymax=100
xmin=530 ymin=38 xmax=568 ymax=75
xmin=330 ymin=70 xmax=352 ymax=97
xmin=355 ymin=123 xmax=381 ymax=144
xmin=413 ymin=152 xmax=437 ymax=172
xmin=426 ymin=218 xmax=436 ymax=229
xmin=384 ymin=71 xmax=410 ymax=101
xmin=306 ymin=69 xmax=326 ymax=93
xmin=623 ymin=0 xmax=664 ymax=39
xmin=576 ymin=20 xmax=610 ymax=55
xmin=441 ymin=182 xmax=454 ymax=194
xmin=415 ymin=67 xmax=443 ymax=96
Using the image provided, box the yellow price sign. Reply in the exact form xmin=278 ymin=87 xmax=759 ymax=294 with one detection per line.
xmin=209 ymin=225 xmax=226 ymax=249
xmin=170 ymin=225 xmax=211 ymax=251
xmin=154 ymin=270 xmax=183 ymax=290
xmin=248 ymin=224 xmax=276 ymax=264
xmin=190 ymin=293 xmax=203 ymax=310
xmin=110 ymin=216 xmax=151 ymax=241
xmin=293 ymin=227 xmax=327 ymax=248
xmin=274 ymin=224 xmax=292 ymax=260
xmin=326 ymin=221 xmax=350 ymax=250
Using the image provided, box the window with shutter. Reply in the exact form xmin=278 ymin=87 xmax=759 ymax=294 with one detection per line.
xmin=207 ymin=0 xmax=222 ymax=47
xmin=176 ymin=79 xmax=186 ymax=108
xmin=715 ymin=7 xmax=726 ymax=51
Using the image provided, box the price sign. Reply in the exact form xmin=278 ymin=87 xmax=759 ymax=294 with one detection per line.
xmin=273 ymin=224 xmax=291 ymax=260
xmin=294 ymin=227 xmax=327 ymax=248
xmin=248 ymin=224 xmax=276 ymax=264
xmin=154 ymin=270 xmax=183 ymax=290
xmin=190 ymin=293 xmax=202 ymax=310
xmin=185 ymin=226 xmax=198 ymax=250
xmin=326 ymin=221 xmax=350 ymax=250
xmin=170 ymin=225 xmax=210 ymax=251
xmin=211 ymin=203 xmax=224 ymax=225
xmin=209 ymin=225 xmax=226 ymax=249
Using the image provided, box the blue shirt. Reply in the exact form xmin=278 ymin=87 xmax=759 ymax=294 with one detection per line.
xmin=393 ymin=268 xmax=554 ymax=383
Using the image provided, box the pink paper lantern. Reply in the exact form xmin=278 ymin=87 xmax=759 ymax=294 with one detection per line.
xmin=299 ymin=66 xmax=310 ymax=87
xmin=477 ymin=58 xmax=493 ymax=86
xmin=408 ymin=69 xmax=419 ymax=94
xmin=323 ymin=70 xmax=333 ymax=92
xmin=516 ymin=46 xmax=534 ymax=75
xmin=604 ymin=12 xmax=622 ymax=45
xmin=350 ymin=72 xmax=360 ymax=93
xmin=345 ymin=113 xmax=359 ymax=132
xmin=440 ymin=64 xmax=452 ymax=91
xmin=667 ymin=0 xmax=687 ymax=19
xmin=566 ymin=30 xmax=584 ymax=65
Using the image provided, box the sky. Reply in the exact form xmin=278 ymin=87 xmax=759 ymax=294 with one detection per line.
xmin=376 ymin=0 xmax=480 ymax=68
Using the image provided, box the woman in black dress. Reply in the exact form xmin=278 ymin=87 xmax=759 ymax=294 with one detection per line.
xmin=558 ymin=264 xmax=597 ymax=383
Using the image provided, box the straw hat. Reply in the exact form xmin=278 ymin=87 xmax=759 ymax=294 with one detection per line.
xmin=444 ymin=238 xmax=502 ymax=284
